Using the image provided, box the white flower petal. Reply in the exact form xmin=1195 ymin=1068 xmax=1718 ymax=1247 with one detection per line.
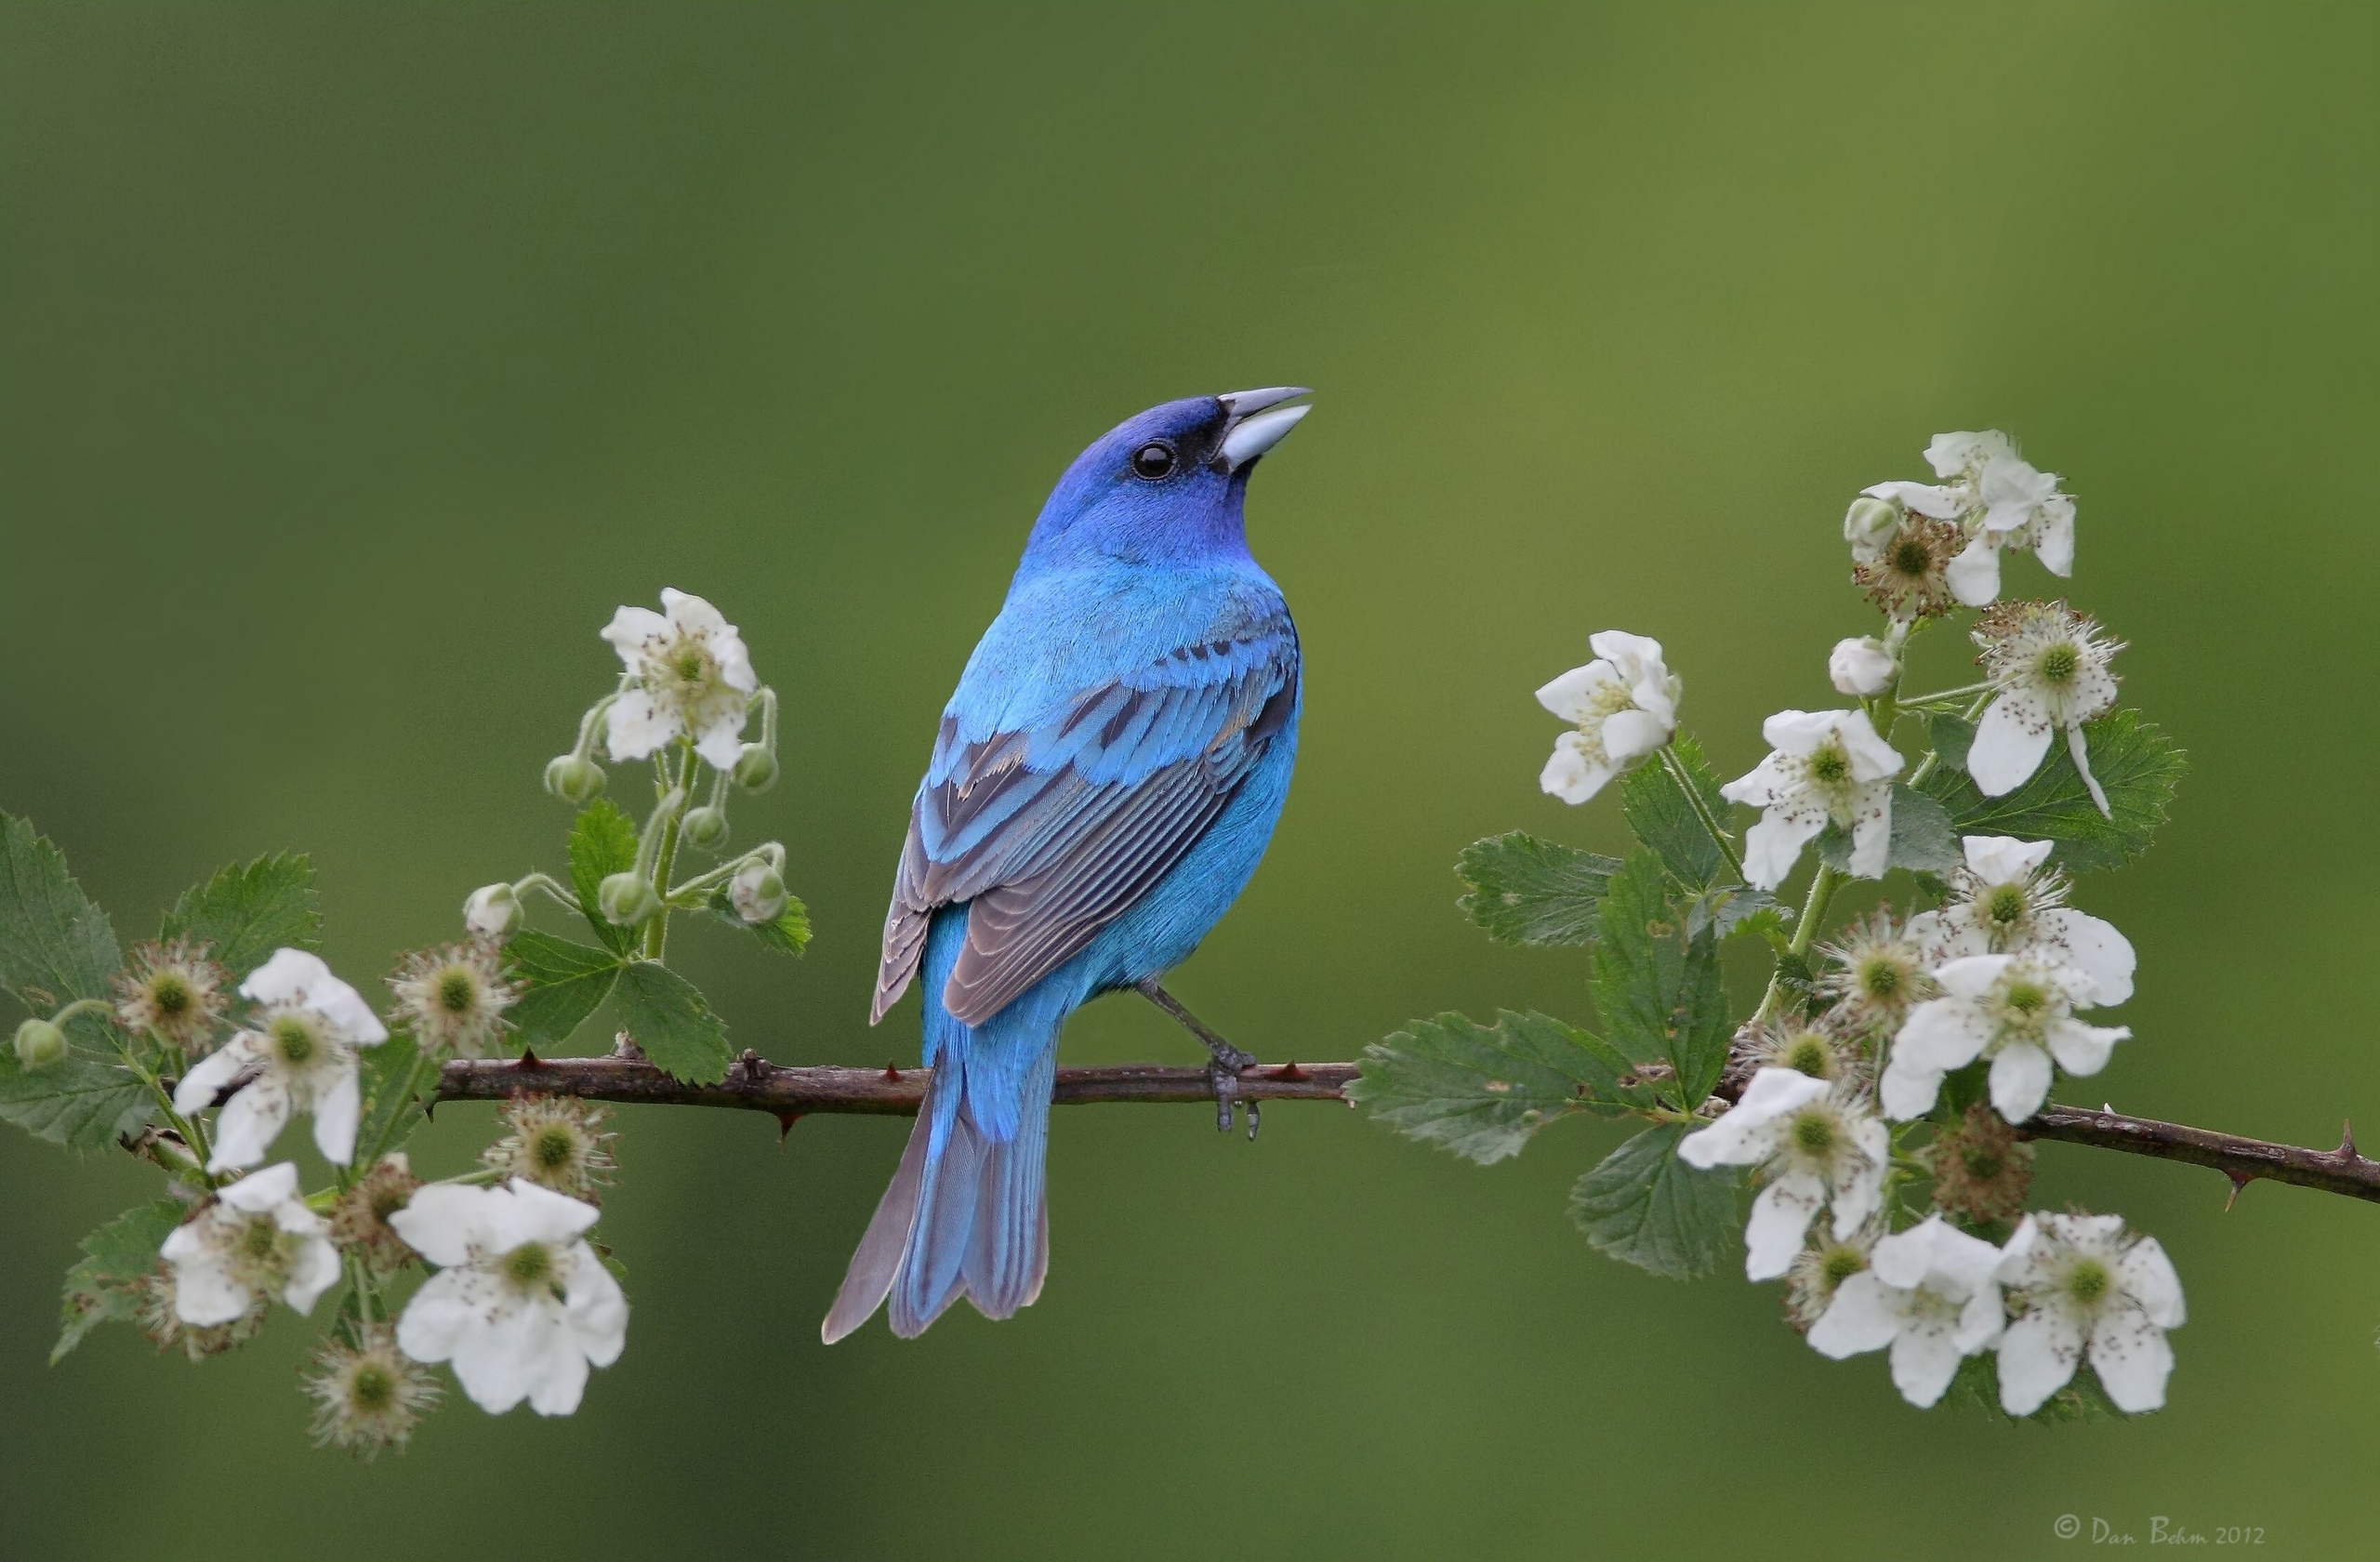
xmin=2118 ymin=1237 xmax=2187 ymax=1330
xmin=496 ymin=1179 xmax=604 ymax=1246
xmin=2088 ymin=1308 xmax=2175 ymax=1413
xmin=659 ymin=587 xmax=727 ymax=635
xmin=448 ymin=1300 xmax=546 ymax=1415
xmin=1831 ymin=1116 xmax=1889 ymax=1238
xmin=1846 ymin=806 xmax=1892 ymax=880
xmin=1599 ymin=708 xmax=1671 ymax=764
xmin=1587 ymin=629 xmax=1665 ymax=668
xmin=390 ymin=1184 xmax=493 ymax=1267
xmin=600 ymin=605 xmax=670 ymax=660
xmin=1953 ymin=1282 xmax=2007 ymax=1355
xmin=208 ymin=1077 xmax=292 ymax=1172
xmin=1679 ymin=1068 xmax=1826 ymax=1168
xmin=283 ymin=1234 xmax=343 ymax=1314
xmin=1807 ymin=1273 xmax=1904 ymax=1358
xmin=217 ymin=1162 xmax=301 ymax=1212
xmin=305 ymin=973 xmax=389 ymax=1046
xmin=562 ymin=1243 xmax=630 ymax=1368
xmin=2044 ymin=1018 xmax=2127 ymax=1079
xmin=2032 ymin=498 xmax=2076 ymax=576
xmin=172 ymin=1258 xmax=254 ymax=1327
xmin=238 ymin=947 xmax=335 ymax=1006
xmin=1888 ymin=1313 xmax=1967 ymax=1408
xmin=1540 ymin=734 xmax=1614 ymax=804
xmin=1835 ymin=710 xmax=1904 ymax=782
xmin=1962 ymin=835 xmax=2055 ymax=882
xmin=1745 ymin=1172 xmax=1825 ymax=1281
xmin=1967 ymin=696 xmax=2056 ymax=797
xmin=1862 ymin=479 xmax=1964 ymax=520
xmin=1924 ymin=430 xmax=2011 ymax=479
xmin=1740 ymin=810 xmax=1825 ymax=893
xmin=1878 ymin=1054 xmax=1947 ymax=1120
xmin=1988 ymin=1041 xmax=2054 ymax=1123
xmin=311 ymin=1060 xmax=362 ymax=1166
xmin=1534 ymin=663 xmax=1617 ymax=721
xmin=694 ymin=711 xmax=749 ymax=771
xmin=1932 ymin=953 xmax=2015 ymax=1000
xmin=1996 ymin=1306 xmax=2085 ymax=1415
xmin=1829 ymin=637 xmax=1897 ymax=697
xmin=1758 ymin=708 xmax=1844 ymax=757
xmin=1718 ymin=750 xmax=1798 ymax=809
xmin=1995 ymin=1213 xmax=2047 ymax=1285
xmin=395 ymin=1267 xmax=490 ymax=1362
xmin=1946 ymin=536 xmax=2002 ymax=607
xmin=171 ymin=1037 xmax=256 ymax=1114
xmin=604 ymin=689 xmax=674 ymax=761
xmin=1893 ymin=995 xmax=1992 ymax=1071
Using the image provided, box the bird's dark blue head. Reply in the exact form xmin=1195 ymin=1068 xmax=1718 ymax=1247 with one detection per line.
xmin=1019 ymin=388 xmax=1311 ymax=571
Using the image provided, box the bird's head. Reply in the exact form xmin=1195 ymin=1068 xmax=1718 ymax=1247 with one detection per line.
xmin=1019 ymin=388 xmax=1311 ymax=569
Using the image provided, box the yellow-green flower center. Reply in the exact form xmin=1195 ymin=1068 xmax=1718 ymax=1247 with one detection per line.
xmin=1808 ymin=745 xmax=1850 ymax=786
xmin=151 ymin=973 xmax=192 ymax=1017
xmin=243 ymin=1219 xmax=280 ymax=1262
xmin=270 ymin=1013 xmax=321 ymax=1066
xmin=1889 ymin=535 xmax=1932 ymax=576
xmin=2067 ymin=1256 xmax=2110 ymax=1306
xmin=435 ymin=966 xmax=479 ymax=1015
xmin=531 ymin=1124 xmax=578 ymax=1173
xmin=1790 ymin=1109 xmax=1836 ymax=1156
xmin=504 ymin=1241 xmax=554 ymax=1291
xmin=2003 ymin=980 xmax=2048 ymax=1016
xmin=1821 ymin=1246 xmax=1867 ymax=1288
xmin=2036 ymin=642 xmax=2080 ymax=685
xmin=350 ymin=1362 xmax=395 ymax=1410
xmin=1986 ymin=883 xmax=2028 ymax=927
xmin=1858 ymin=957 xmax=1903 ymax=999
xmin=1783 ymin=1035 xmax=1833 ymax=1079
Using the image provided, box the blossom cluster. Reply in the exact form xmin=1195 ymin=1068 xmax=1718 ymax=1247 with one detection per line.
xmin=1527 ymin=430 xmax=2187 ymax=1418
xmin=6 ymin=589 xmax=794 ymax=1458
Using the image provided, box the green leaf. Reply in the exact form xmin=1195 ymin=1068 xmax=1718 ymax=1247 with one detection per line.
xmin=1679 ymin=884 xmax=1779 ymax=942
xmin=161 ymin=853 xmax=321 ymax=978
xmin=567 ymin=801 xmax=641 ymax=956
xmin=0 ymin=812 xmax=122 ymax=1022
xmin=1621 ymin=735 xmax=1730 ymax=890
xmin=1927 ymin=713 xmax=1976 ymax=774
xmin=613 ymin=960 xmax=732 ymax=1083
xmin=54 ymin=1200 xmax=184 ymax=1363
xmin=1453 ymin=832 xmax=1620 ymax=947
xmin=1815 ymin=784 xmax=1961 ymax=875
xmin=353 ymin=1032 xmax=425 ymax=1163
xmin=703 ymin=886 xmax=813 ymax=956
xmin=502 ymin=930 xmax=625 ymax=1052
xmin=1567 ymin=1122 xmax=1738 ymax=1280
xmin=1350 ymin=1009 xmax=1647 ymax=1165
xmin=1917 ymin=708 xmax=2186 ymax=873
xmin=1590 ymin=850 xmax=1733 ymax=1105
xmin=0 ymin=1049 xmax=153 ymax=1153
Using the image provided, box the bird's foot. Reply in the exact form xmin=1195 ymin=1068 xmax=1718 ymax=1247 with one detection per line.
xmin=1136 ymin=979 xmax=1262 ymax=1141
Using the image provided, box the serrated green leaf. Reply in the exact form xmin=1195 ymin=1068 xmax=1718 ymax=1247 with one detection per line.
xmin=613 ymin=960 xmax=732 ymax=1083
xmin=567 ymin=801 xmax=641 ymax=956
xmin=1591 ymin=850 xmax=1732 ymax=1104
xmin=1567 ymin=1122 xmax=1738 ymax=1279
xmin=1816 ymin=784 xmax=1961 ymax=874
xmin=1679 ymin=884 xmax=1778 ymax=942
xmin=1917 ymin=708 xmax=2185 ymax=873
xmin=54 ymin=1200 xmax=184 ymax=1363
xmin=1927 ymin=712 xmax=1976 ymax=774
xmin=1453 ymin=832 xmax=1620 ymax=947
xmin=161 ymin=853 xmax=321 ymax=979
xmin=0 ymin=1049 xmax=154 ymax=1153
xmin=1621 ymin=735 xmax=1730 ymax=890
xmin=502 ymin=930 xmax=624 ymax=1051
xmin=703 ymin=886 xmax=813 ymax=956
xmin=1351 ymin=1009 xmax=1646 ymax=1164
xmin=0 ymin=813 xmax=122 ymax=1024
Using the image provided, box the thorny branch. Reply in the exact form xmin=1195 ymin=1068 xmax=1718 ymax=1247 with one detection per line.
xmin=431 ymin=1050 xmax=2380 ymax=1207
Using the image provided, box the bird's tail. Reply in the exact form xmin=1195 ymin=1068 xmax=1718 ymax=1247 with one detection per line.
xmin=820 ymin=1040 xmax=1056 ymax=1343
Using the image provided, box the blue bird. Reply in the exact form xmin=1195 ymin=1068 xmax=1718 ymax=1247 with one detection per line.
xmin=822 ymin=388 xmax=1312 ymax=1342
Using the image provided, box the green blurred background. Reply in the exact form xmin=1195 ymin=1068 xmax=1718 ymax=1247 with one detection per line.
xmin=4 ymin=4 xmax=2376 ymax=1557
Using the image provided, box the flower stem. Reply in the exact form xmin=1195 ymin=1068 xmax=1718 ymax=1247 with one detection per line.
xmin=511 ymin=872 xmax=581 ymax=916
xmin=642 ymin=745 xmax=692 ymax=961
xmin=1786 ymin=866 xmax=1841 ymax=960
xmin=1658 ymin=744 xmax=1747 ymax=885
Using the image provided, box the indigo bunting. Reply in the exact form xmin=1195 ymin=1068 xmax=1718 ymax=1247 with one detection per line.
xmin=823 ymin=389 xmax=1311 ymax=1342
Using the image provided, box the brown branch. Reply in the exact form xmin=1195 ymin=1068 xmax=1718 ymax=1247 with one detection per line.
xmin=434 ymin=1052 xmax=1355 ymax=1123
xmin=433 ymin=1052 xmax=2380 ymax=1208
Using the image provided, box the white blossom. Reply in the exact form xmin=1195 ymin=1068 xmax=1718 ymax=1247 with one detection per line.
xmin=1534 ymin=630 xmax=1680 ymax=804
xmin=1967 ymin=602 xmax=2123 ymax=808
xmin=159 ymin=1162 xmax=341 ymax=1326
xmin=601 ymin=588 xmax=760 ymax=770
xmin=1924 ymin=430 xmax=2014 ymax=481
xmin=1881 ymin=952 xmax=2129 ymax=1124
xmin=1828 ymin=636 xmax=1897 ymax=697
xmin=1860 ymin=431 xmax=2076 ymax=608
xmin=1680 ymin=1067 xmax=1887 ymax=1282
xmin=1807 ymin=1213 xmax=2006 ymax=1408
xmin=391 ymin=1179 xmax=628 ymax=1417
xmin=1995 ymin=1212 xmax=2184 ymax=1415
xmin=1719 ymin=709 xmax=1903 ymax=890
xmin=1907 ymin=835 xmax=2135 ymax=1005
xmin=174 ymin=947 xmax=389 ymax=1172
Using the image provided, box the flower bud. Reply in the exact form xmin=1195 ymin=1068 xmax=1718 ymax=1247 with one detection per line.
xmin=544 ymin=754 xmax=607 ymax=804
xmin=680 ymin=806 xmax=731 ymax=852
xmin=729 ymin=861 xmax=787 ymax=925
xmin=598 ymin=872 xmax=661 ymax=927
xmin=463 ymin=883 xmax=523 ymax=942
xmin=1828 ymin=636 xmax=1897 ymax=697
xmin=732 ymin=744 xmax=778 ymax=793
xmin=13 ymin=1017 xmax=67 ymax=1070
xmin=1842 ymin=495 xmax=1900 ymax=564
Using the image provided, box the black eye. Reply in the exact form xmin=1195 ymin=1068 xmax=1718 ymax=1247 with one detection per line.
xmin=1130 ymin=441 xmax=1178 ymax=481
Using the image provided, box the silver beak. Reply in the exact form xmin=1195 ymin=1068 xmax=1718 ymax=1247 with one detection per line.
xmin=1215 ymin=386 xmax=1314 ymax=472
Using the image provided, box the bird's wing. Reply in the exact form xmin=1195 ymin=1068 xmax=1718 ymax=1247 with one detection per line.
xmin=872 ymin=629 xmax=1298 ymax=1027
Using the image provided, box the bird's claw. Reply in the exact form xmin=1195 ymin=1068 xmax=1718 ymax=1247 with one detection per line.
xmin=1205 ymin=1044 xmax=1261 ymax=1140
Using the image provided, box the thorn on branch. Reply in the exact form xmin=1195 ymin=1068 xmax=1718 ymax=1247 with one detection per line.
xmin=1273 ymin=1061 xmax=1307 ymax=1081
xmin=774 ymin=1111 xmax=801 ymax=1147
xmin=516 ymin=1048 xmax=544 ymax=1070
xmin=2336 ymin=1119 xmax=2359 ymax=1162
xmin=610 ymin=1030 xmax=647 ymax=1063
xmin=882 ymin=1062 xmax=903 ymax=1081
xmin=2224 ymin=1172 xmax=2252 ymax=1212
